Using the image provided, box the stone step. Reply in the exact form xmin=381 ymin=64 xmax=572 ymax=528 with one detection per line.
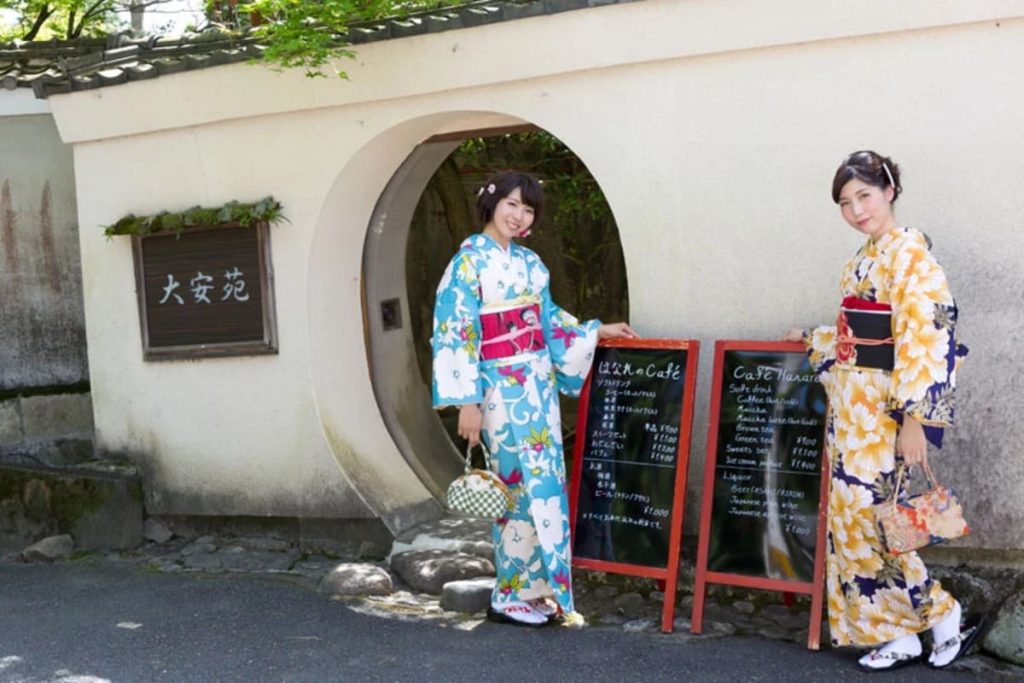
xmin=389 ymin=515 xmax=493 ymax=561
xmin=389 ymin=548 xmax=494 ymax=594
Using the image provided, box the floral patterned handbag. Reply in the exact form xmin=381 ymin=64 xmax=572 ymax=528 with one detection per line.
xmin=874 ymin=461 xmax=970 ymax=556
xmin=446 ymin=442 xmax=513 ymax=519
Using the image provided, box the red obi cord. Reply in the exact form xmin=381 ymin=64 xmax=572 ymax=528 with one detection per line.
xmin=479 ymin=303 xmax=545 ymax=361
xmin=840 ymin=296 xmax=892 ymax=312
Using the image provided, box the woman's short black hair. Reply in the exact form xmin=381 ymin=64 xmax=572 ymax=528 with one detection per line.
xmin=475 ymin=171 xmax=545 ymax=227
xmin=832 ymin=150 xmax=902 ymax=204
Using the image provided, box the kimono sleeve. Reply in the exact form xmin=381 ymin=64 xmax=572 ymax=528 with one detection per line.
xmin=886 ymin=232 xmax=967 ymax=447
xmin=431 ymin=251 xmax=484 ymax=408
xmin=803 ymin=326 xmax=838 ymax=375
xmin=537 ymin=261 xmax=601 ymax=397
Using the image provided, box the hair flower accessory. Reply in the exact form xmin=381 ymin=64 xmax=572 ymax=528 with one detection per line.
xmin=487 ymin=183 xmax=496 ymax=194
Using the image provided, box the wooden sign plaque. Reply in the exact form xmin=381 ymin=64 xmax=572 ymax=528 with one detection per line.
xmin=132 ymin=223 xmax=278 ymax=360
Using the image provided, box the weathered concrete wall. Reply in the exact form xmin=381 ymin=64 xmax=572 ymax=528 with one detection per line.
xmin=0 ymin=113 xmax=88 ymax=391
xmin=46 ymin=0 xmax=1024 ymax=544
xmin=0 ymin=392 xmax=94 ymax=467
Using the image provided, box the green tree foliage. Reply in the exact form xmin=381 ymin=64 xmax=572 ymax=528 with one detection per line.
xmin=1 ymin=0 xmax=125 ymax=40
xmin=237 ymin=0 xmax=461 ymax=77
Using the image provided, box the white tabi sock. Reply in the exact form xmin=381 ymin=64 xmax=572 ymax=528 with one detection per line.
xmin=858 ymin=633 xmax=922 ymax=670
xmin=929 ymin=600 xmax=963 ymax=667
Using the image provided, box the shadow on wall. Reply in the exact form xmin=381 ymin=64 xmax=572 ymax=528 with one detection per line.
xmin=405 ymin=131 xmax=630 ymax=462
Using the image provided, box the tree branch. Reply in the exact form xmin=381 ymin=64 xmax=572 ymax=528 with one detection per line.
xmin=71 ymin=0 xmax=110 ymax=37
xmin=23 ymin=4 xmax=55 ymax=41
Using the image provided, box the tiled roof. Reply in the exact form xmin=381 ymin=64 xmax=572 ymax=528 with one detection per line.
xmin=0 ymin=0 xmax=639 ymax=100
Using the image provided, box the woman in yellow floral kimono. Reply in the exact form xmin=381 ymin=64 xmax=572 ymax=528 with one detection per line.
xmin=784 ymin=151 xmax=976 ymax=671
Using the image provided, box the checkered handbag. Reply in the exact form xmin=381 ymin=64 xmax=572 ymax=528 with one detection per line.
xmin=446 ymin=442 xmax=512 ymax=519
xmin=874 ymin=462 xmax=970 ymax=556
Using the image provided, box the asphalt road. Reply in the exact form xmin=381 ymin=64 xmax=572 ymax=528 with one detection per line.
xmin=0 ymin=561 xmax=1010 ymax=683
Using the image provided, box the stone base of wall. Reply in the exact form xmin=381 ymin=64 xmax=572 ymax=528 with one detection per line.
xmin=0 ymin=462 xmax=144 ymax=554
xmin=0 ymin=392 xmax=95 ymax=468
xmin=158 ymin=514 xmax=394 ymax=560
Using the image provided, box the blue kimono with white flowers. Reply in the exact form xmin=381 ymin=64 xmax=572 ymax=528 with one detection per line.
xmin=432 ymin=233 xmax=600 ymax=614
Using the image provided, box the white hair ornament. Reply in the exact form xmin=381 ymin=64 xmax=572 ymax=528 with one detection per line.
xmin=882 ymin=162 xmax=896 ymax=188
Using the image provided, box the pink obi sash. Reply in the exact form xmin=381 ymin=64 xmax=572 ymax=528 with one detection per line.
xmin=479 ymin=302 xmax=545 ymax=361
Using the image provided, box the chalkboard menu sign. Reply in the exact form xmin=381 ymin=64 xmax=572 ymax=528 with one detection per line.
xmin=569 ymin=339 xmax=699 ymax=633
xmin=132 ymin=224 xmax=278 ymax=360
xmin=692 ymin=341 xmax=830 ymax=650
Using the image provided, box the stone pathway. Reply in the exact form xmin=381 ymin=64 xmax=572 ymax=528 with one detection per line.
xmin=5 ymin=516 xmax=1024 ymax=680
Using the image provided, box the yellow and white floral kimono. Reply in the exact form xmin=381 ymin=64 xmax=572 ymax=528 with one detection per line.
xmin=804 ymin=227 xmax=968 ymax=647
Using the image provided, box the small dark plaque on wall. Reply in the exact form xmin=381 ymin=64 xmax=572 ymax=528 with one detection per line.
xmin=133 ymin=223 xmax=278 ymax=360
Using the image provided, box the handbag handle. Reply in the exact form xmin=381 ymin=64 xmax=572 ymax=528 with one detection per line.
xmin=464 ymin=441 xmax=492 ymax=473
xmin=891 ymin=460 xmax=942 ymax=512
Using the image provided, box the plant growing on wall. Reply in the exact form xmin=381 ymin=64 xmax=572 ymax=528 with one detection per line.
xmin=102 ymin=196 xmax=285 ymax=237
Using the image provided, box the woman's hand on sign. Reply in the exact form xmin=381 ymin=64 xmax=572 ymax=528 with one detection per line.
xmin=781 ymin=327 xmax=805 ymax=343
xmin=598 ymin=322 xmax=639 ymax=340
xmin=897 ymin=414 xmax=929 ymax=466
xmin=458 ymin=404 xmax=483 ymax=447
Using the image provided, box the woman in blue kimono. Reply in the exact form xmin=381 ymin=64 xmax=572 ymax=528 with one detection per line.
xmin=432 ymin=171 xmax=636 ymax=627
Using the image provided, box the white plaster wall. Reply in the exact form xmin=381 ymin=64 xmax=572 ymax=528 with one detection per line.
xmin=51 ymin=0 xmax=1024 ymax=544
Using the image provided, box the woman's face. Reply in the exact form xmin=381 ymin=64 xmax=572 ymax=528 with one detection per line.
xmin=837 ymin=178 xmax=896 ymax=239
xmin=486 ymin=187 xmax=535 ymax=244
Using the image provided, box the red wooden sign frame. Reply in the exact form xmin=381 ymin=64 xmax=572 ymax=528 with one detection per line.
xmin=691 ymin=340 xmax=830 ymax=650
xmin=568 ymin=338 xmax=700 ymax=633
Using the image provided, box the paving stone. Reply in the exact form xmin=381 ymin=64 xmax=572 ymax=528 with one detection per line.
xmin=319 ymin=563 xmax=394 ymax=596
xmin=732 ymin=600 xmax=755 ymax=615
xmin=237 ymin=536 xmax=290 ymax=553
xmin=983 ymin=586 xmax=1024 ymax=665
xmin=144 ymin=518 xmax=173 ymax=544
xmin=592 ymin=585 xmax=618 ymax=600
xmin=930 ymin=565 xmax=1000 ymax=615
xmin=708 ymin=620 xmax=738 ymax=637
xmin=183 ymin=553 xmax=222 ymax=571
xmin=21 ymin=534 xmax=74 ymax=562
xmin=390 ymin=549 xmax=494 ymax=594
xmin=613 ymin=592 xmax=646 ymax=618
xmin=623 ymin=618 xmax=654 ymax=633
xmin=439 ymin=577 xmax=494 ymax=612
xmin=181 ymin=539 xmax=217 ymax=556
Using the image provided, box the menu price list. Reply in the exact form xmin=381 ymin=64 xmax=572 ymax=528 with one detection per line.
xmin=573 ymin=347 xmax=688 ymax=569
xmin=707 ymin=350 xmax=827 ymax=583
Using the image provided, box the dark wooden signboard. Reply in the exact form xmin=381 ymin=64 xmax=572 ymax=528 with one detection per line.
xmin=569 ymin=339 xmax=700 ymax=633
xmin=132 ymin=224 xmax=277 ymax=360
xmin=691 ymin=340 xmax=829 ymax=649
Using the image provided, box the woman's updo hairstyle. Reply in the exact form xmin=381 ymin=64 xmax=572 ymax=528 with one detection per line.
xmin=475 ymin=170 xmax=545 ymax=227
xmin=831 ymin=150 xmax=902 ymax=204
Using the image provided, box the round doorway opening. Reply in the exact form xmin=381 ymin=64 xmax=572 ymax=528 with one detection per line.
xmin=365 ymin=124 xmax=629 ymax=501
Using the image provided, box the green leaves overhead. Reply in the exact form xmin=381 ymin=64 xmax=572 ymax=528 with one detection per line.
xmin=239 ymin=0 xmax=461 ymax=78
xmin=103 ymin=196 xmax=286 ymax=238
